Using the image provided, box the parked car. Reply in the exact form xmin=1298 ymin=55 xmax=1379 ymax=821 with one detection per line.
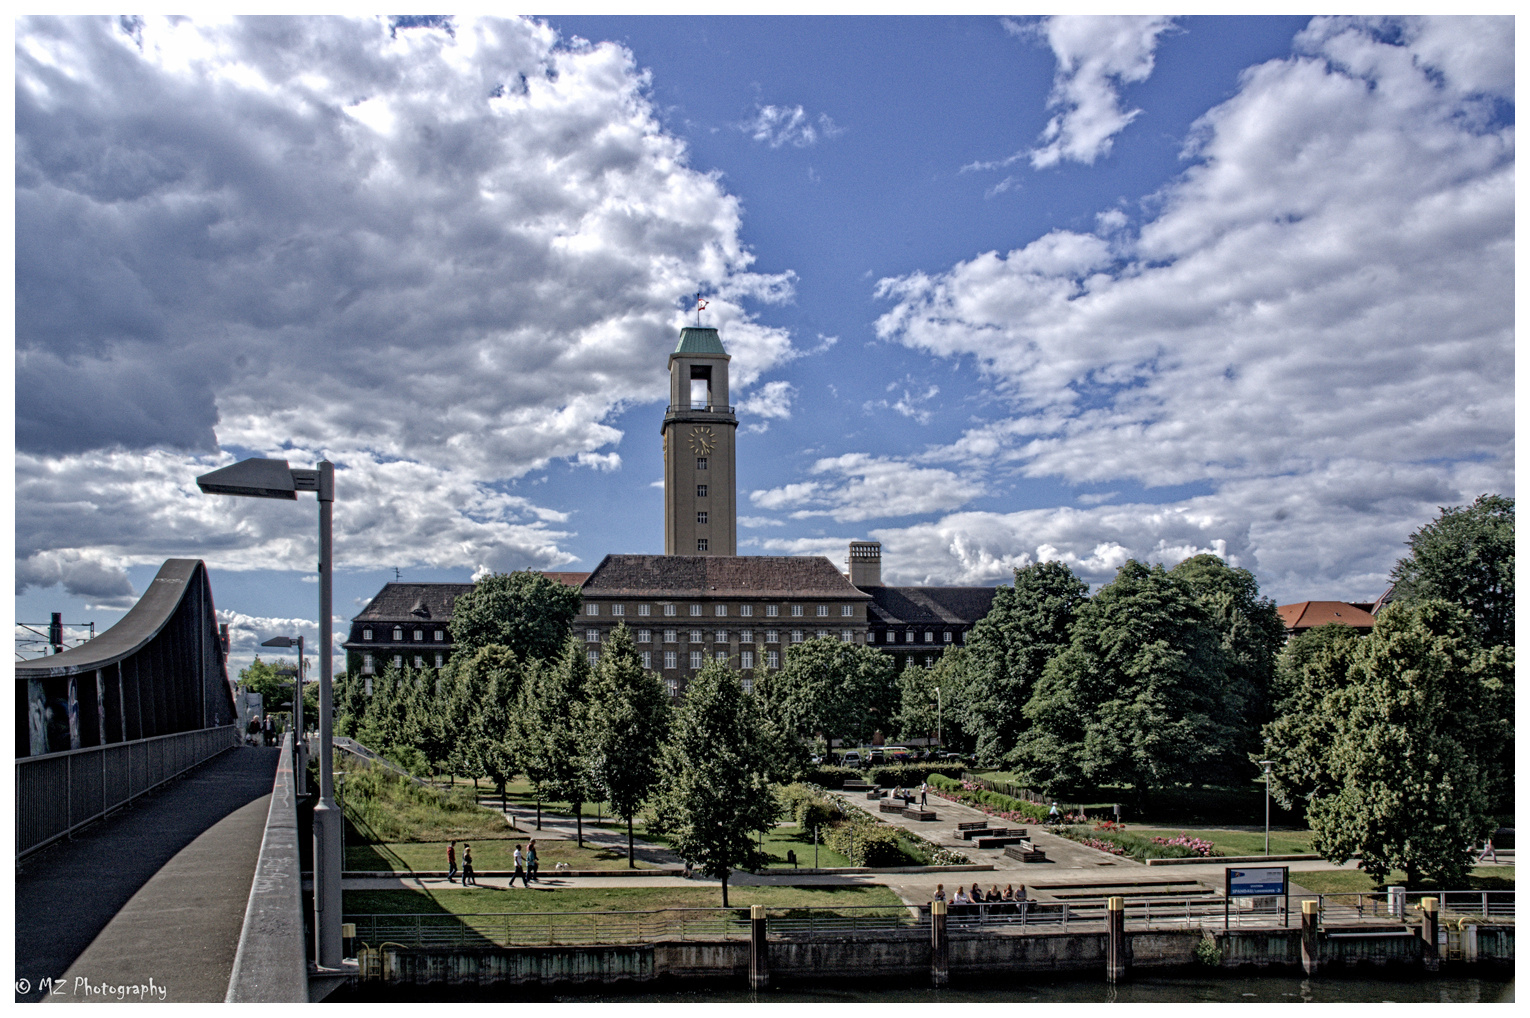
xmin=840 ymin=751 xmax=863 ymax=768
xmin=868 ymin=748 xmax=885 ymax=763
xmin=940 ymin=752 xmax=965 ymax=762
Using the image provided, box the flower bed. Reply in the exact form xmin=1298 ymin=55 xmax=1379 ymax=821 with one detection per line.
xmin=1053 ymin=822 xmax=1219 ymax=861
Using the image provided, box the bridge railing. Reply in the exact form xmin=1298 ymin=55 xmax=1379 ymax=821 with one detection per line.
xmin=15 ymin=725 xmax=238 ymax=860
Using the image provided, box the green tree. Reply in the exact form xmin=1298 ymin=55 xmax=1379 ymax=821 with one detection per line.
xmin=514 ymin=636 xmax=593 ymax=845
xmin=1014 ymin=560 xmax=1238 ymax=806
xmin=584 ymin=624 xmax=671 ymax=866
xmin=894 ymin=652 xmax=974 ymax=754
xmin=960 ymin=561 xmax=1088 ymax=766
xmin=1170 ymin=553 xmax=1286 ymax=749
xmin=468 ymin=647 xmax=523 ymax=808
xmin=773 ymin=636 xmax=898 ymax=752
xmin=1390 ymin=494 xmax=1514 ymax=648
xmin=1260 ymin=623 xmax=1365 ymax=811
xmin=1307 ymin=599 xmax=1508 ymax=886
xmin=448 ymin=570 xmax=583 ymax=662
xmin=238 ymin=656 xmax=296 ymax=716
xmin=647 ymin=659 xmax=781 ymax=906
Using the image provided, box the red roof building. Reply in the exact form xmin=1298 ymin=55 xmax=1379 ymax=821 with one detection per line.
xmin=1277 ymin=600 xmax=1377 ymax=637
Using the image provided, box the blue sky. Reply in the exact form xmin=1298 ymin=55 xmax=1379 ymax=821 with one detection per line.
xmin=15 ymin=16 xmax=1514 ymax=674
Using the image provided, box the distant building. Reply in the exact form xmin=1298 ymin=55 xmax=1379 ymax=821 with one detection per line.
xmin=1277 ymin=600 xmax=1377 ymax=639
xmin=345 ymin=324 xmax=1000 ymax=697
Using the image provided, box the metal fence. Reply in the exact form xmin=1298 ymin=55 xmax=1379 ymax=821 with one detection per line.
xmin=16 ymin=725 xmax=238 ymax=860
xmin=346 ymin=890 xmax=1514 ymax=950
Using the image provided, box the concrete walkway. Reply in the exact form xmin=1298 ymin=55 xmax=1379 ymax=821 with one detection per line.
xmin=15 ymin=745 xmax=279 ymax=1003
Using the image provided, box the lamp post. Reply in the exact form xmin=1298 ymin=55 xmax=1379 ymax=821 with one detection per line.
xmin=262 ymin=635 xmax=307 ymax=795
xmin=935 ymin=685 xmax=942 ymax=753
xmin=1259 ymin=759 xmax=1276 ymax=856
xmin=198 ymin=457 xmax=341 ymax=968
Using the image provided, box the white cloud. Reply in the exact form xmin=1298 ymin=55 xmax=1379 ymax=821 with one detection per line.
xmin=1020 ymin=15 xmax=1177 ymax=169
xmin=742 ymin=103 xmax=842 ymax=148
xmin=739 ymin=380 xmax=795 ymax=434
xmin=864 ymin=378 xmax=940 ymax=425
xmin=16 ymin=15 xmax=800 ymax=590
xmin=750 ymin=453 xmax=986 ymax=524
xmin=738 ymin=515 xmax=785 ymax=528
xmin=870 ymin=16 xmax=1512 ymax=602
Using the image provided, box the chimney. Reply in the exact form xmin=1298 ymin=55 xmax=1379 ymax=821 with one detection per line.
xmin=849 ymin=541 xmax=882 ymax=588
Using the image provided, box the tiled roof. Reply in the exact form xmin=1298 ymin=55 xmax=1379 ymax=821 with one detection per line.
xmin=582 ymin=554 xmax=870 ymax=599
xmin=862 ymin=586 xmax=998 ymax=626
xmin=673 ymin=327 xmax=727 ymax=357
xmin=540 ymin=571 xmax=591 ymax=587
xmin=351 ymin=582 xmax=475 ymax=623
xmin=1277 ymin=601 xmax=1377 ymax=631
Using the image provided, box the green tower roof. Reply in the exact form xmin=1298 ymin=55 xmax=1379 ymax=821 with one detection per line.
xmin=674 ymin=326 xmax=727 ymax=356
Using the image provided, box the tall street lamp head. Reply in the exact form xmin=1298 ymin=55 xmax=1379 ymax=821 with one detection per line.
xmin=261 ymin=636 xmax=298 ymax=649
xmin=197 ymin=458 xmax=299 ymax=499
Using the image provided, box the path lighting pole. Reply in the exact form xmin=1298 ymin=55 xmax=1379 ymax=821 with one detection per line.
xmin=198 ymin=457 xmax=342 ymax=968
xmin=935 ymin=686 xmax=942 ymax=751
xmin=262 ymin=635 xmax=307 ymax=795
xmin=1259 ymin=759 xmax=1276 ymax=856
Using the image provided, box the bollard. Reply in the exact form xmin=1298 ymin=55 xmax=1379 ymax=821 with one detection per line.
xmin=341 ymin=922 xmax=356 ymax=960
xmin=1105 ymin=896 xmax=1127 ymax=984
xmin=1386 ymin=885 xmax=1406 ymax=917
xmin=930 ymin=899 xmax=949 ymax=988
xmin=1420 ymin=897 xmax=1439 ymax=972
xmin=1300 ymin=899 xmax=1320 ymax=976
xmin=749 ymin=904 xmax=769 ymax=990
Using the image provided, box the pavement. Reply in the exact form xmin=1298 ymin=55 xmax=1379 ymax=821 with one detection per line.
xmin=15 ymin=745 xmax=279 ymax=1004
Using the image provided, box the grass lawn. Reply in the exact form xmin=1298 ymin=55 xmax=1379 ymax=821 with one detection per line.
xmin=1132 ymin=827 xmax=1316 ymax=857
xmin=346 ymin=837 xmax=653 ymax=872
xmin=346 ymin=883 xmax=906 ymax=916
xmin=1294 ymin=866 xmax=1514 ymax=895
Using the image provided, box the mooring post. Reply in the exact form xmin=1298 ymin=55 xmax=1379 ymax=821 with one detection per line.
xmin=1106 ymin=896 xmax=1127 ymax=984
xmin=1420 ymin=897 xmax=1439 ymax=972
xmin=930 ymin=899 xmax=949 ymax=988
xmin=750 ymin=904 xmax=769 ymax=990
xmin=1300 ymin=899 xmax=1320 ymax=976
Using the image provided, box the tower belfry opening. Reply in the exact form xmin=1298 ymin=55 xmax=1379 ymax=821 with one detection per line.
xmin=663 ymin=326 xmax=737 ymax=556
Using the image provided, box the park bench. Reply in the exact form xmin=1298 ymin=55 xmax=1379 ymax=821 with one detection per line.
xmin=956 ymin=821 xmax=988 ymax=831
xmin=902 ymin=808 xmax=938 ymax=822
xmin=843 ymin=780 xmax=874 ymax=792
xmin=865 ymin=790 xmax=884 ymax=800
xmin=1005 ymin=843 xmax=1048 ymax=863
xmin=878 ymin=801 xmax=906 ymax=814
xmin=959 ymin=826 xmax=1027 ymax=840
xmin=974 ymin=835 xmax=1029 ymax=849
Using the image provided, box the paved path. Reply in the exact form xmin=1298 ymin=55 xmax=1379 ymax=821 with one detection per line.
xmin=15 ymin=746 xmax=279 ymax=1003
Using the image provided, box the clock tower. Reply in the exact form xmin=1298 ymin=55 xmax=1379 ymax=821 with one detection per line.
xmin=662 ymin=326 xmax=737 ymax=556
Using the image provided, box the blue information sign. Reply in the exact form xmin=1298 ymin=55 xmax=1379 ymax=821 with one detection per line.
xmin=1227 ymin=867 xmax=1286 ymax=896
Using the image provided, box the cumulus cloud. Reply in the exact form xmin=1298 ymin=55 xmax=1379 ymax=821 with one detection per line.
xmin=865 ymin=16 xmax=1512 ymax=602
xmin=16 ymin=15 xmax=800 ymax=590
xmin=738 ymin=380 xmax=795 ymax=434
xmin=742 ymin=103 xmax=842 ymax=148
xmin=1021 ymin=15 xmax=1176 ymax=168
xmin=750 ymin=453 xmax=986 ymax=524
xmin=863 ymin=378 xmax=940 ymax=425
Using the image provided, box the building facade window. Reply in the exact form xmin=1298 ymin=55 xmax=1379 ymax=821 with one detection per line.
xmin=697 ymin=484 xmax=708 ymax=497
xmin=690 ymin=651 xmax=704 ymax=670
xmin=588 ymin=650 xmax=599 ymax=666
xmin=363 ymin=628 xmax=373 ymax=640
xmin=765 ymin=630 xmax=779 ymax=644
xmin=666 ymin=677 xmax=679 ymax=697
xmin=362 ymin=654 xmax=374 ymax=674
xmin=696 ymin=457 xmax=708 ymax=470
xmin=766 ymin=650 xmax=780 ymax=669
xmin=791 ymin=605 xmax=804 ymax=617
xmin=906 ymin=631 xmax=915 ymax=643
xmin=791 ymin=630 xmax=804 ymax=643
xmin=740 ymin=605 xmax=753 ymax=617
xmin=697 ymin=539 xmax=708 ymax=551
xmin=840 ymin=630 xmax=853 ymax=643
xmin=944 ymin=631 xmax=953 ymax=643
xmin=586 ymin=629 xmax=600 ymax=643
xmin=925 ymin=632 xmax=934 ymax=643
xmin=435 ymin=653 xmax=444 ymax=668
xmin=688 ymin=630 xmax=702 ymax=643
xmin=741 ymin=676 xmax=753 ymax=693
xmin=434 ymin=630 xmax=444 ymax=641
xmin=641 ymin=651 xmax=652 ymax=670
xmin=612 ymin=604 xmax=625 ymax=616
xmin=690 ymin=604 xmax=703 ymax=616
xmin=715 ymin=630 xmax=728 ymax=643
xmin=393 ymin=654 xmax=403 ymax=669
xmin=414 ymin=655 xmax=424 ymax=668
xmin=841 ymin=605 xmax=853 ymax=617
xmin=697 ymin=511 xmax=708 ymax=525
xmin=638 ymin=629 xmax=652 ymax=643
xmin=816 ymin=605 xmax=829 ymax=617
xmin=393 ymin=627 xmax=403 ymax=641
xmin=414 ymin=630 xmax=424 ymax=641
xmin=715 ymin=604 xmax=727 ymax=616
xmin=586 ymin=604 xmax=600 ymax=616
xmin=816 ymin=630 xmax=828 ymax=639
xmin=714 ymin=651 xmax=727 ymax=663
xmin=740 ymin=629 xmax=753 ymax=644
xmin=664 ymin=629 xmax=677 ymax=643
xmin=639 ymin=604 xmax=651 ymax=617
xmin=664 ymin=604 xmax=677 ymax=616
xmin=664 ymin=650 xmax=677 ymax=669
xmin=766 ymin=605 xmax=779 ymax=617
xmin=741 ymin=650 xmax=754 ymax=670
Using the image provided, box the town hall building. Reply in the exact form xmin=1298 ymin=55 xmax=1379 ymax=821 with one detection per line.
xmin=344 ymin=325 xmax=997 ymax=694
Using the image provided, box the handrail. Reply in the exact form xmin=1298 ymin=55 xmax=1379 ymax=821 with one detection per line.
xmin=664 ymin=404 xmax=735 ymax=415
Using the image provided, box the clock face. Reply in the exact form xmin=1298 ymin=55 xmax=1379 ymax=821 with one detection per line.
xmin=689 ymin=426 xmax=715 ymax=455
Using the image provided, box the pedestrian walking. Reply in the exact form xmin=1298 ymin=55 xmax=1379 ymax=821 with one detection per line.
xmin=511 ymin=844 xmax=526 ymax=887
xmin=920 ymin=781 xmax=928 ymax=807
xmin=462 ymin=843 xmax=476 ymax=886
xmin=526 ymin=840 xmax=539 ymax=883
xmin=1480 ymin=837 xmax=1498 ymax=864
xmin=447 ymin=841 xmax=458 ymax=883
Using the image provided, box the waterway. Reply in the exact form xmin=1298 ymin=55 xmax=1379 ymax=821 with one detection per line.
xmin=332 ymin=971 xmax=1512 ymax=1003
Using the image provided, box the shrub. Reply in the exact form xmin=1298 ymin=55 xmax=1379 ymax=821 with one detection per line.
xmin=1195 ymin=930 xmax=1223 ymax=967
xmin=823 ymin=813 xmax=911 ymax=867
xmin=865 ymin=762 xmax=968 ymax=787
xmin=776 ymin=782 xmax=841 ymax=830
xmin=801 ymin=766 xmax=859 ymax=789
xmin=926 ymin=775 xmax=1049 ymax=822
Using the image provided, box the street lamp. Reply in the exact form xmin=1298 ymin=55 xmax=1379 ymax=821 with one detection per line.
xmin=1259 ymin=759 xmax=1276 ymax=856
xmin=198 ymin=457 xmax=342 ymax=969
xmin=935 ymin=686 xmax=942 ymax=753
xmin=262 ymin=635 xmax=307 ymax=795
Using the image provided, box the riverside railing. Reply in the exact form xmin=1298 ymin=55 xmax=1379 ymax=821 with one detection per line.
xmin=16 ymin=725 xmax=238 ymax=860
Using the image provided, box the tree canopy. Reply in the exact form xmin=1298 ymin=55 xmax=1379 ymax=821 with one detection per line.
xmin=1390 ymin=494 xmax=1514 ymax=648
xmin=513 ymin=636 xmax=593 ymax=844
xmin=448 ymin=570 xmax=583 ymax=662
xmin=1170 ymin=553 xmax=1285 ymax=738
xmin=647 ymin=659 xmax=780 ymax=906
xmin=772 ymin=636 xmax=898 ymax=749
xmin=584 ymin=624 xmax=672 ymax=866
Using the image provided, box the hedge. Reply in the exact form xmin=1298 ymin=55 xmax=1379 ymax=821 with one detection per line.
xmin=803 ymin=762 xmax=967 ymax=789
xmin=823 ymin=814 xmax=906 ymax=866
xmin=926 ymin=774 xmax=1049 ymax=822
